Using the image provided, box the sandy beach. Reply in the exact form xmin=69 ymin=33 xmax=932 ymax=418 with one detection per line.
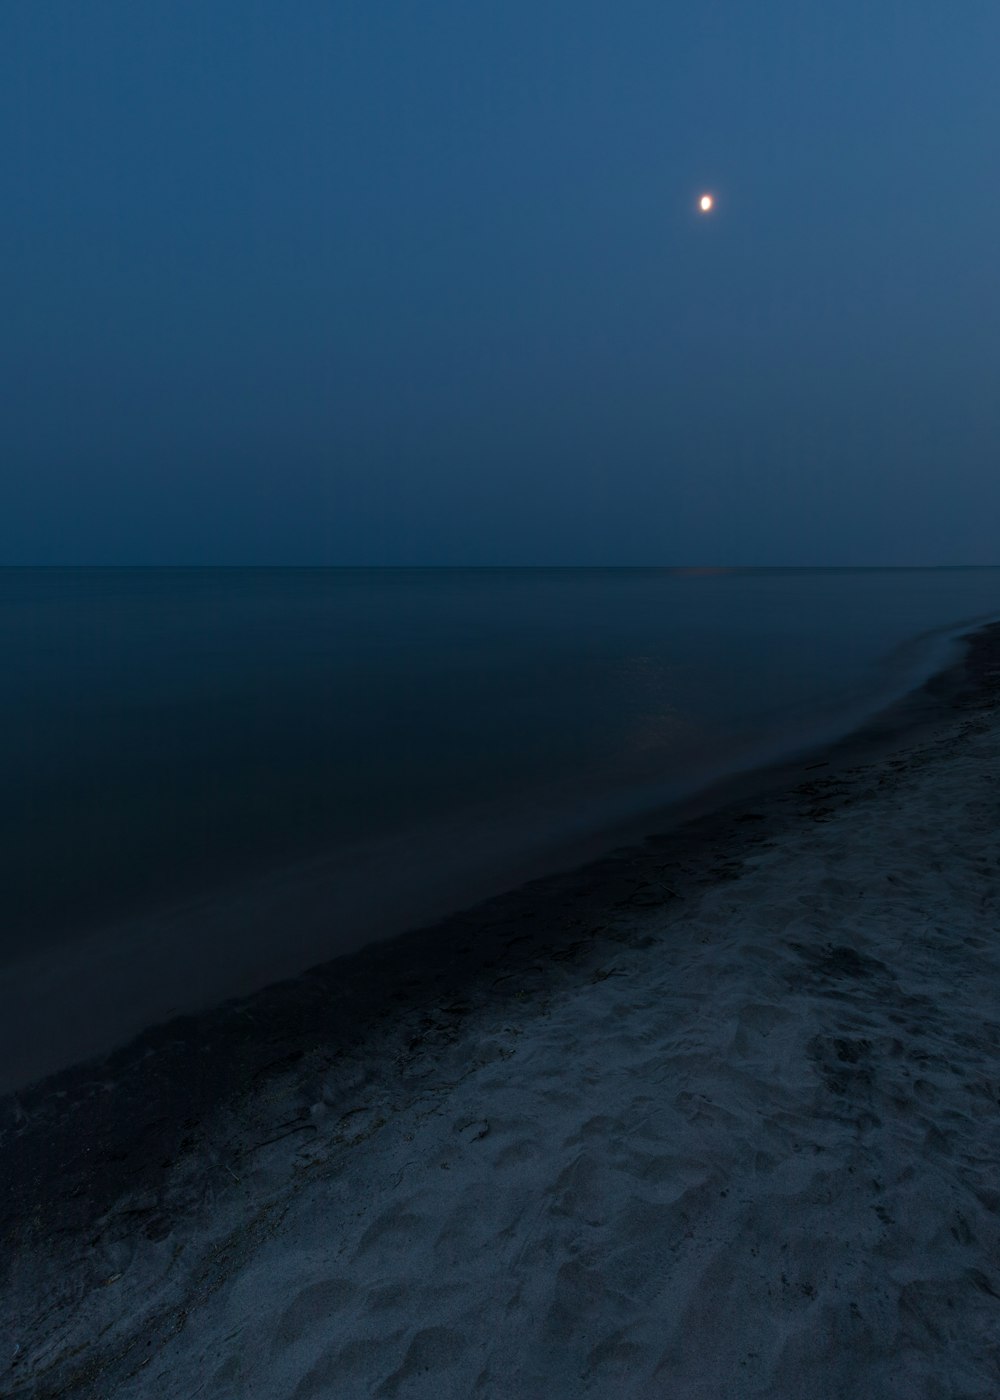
xmin=3 ymin=624 xmax=1000 ymax=1399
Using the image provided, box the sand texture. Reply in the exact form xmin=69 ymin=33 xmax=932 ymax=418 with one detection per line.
xmin=3 ymin=630 xmax=1000 ymax=1398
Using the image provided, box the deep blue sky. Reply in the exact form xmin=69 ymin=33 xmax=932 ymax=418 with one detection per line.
xmin=3 ymin=2 xmax=999 ymax=564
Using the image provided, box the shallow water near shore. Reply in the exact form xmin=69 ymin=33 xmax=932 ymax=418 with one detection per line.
xmin=3 ymin=565 xmax=1000 ymax=1088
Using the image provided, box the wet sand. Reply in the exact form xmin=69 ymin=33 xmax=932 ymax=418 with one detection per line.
xmin=3 ymin=624 xmax=1000 ymax=1398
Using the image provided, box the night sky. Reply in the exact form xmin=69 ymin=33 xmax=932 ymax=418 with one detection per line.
xmin=3 ymin=2 xmax=999 ymax=565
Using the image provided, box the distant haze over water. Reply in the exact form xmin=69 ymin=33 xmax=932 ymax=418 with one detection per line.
xmin=2 ymin=566 xmax=1000 ymax=1089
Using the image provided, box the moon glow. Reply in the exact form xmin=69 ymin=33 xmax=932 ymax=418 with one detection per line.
xmin=699 ymin=194 xmax=714 ymax=213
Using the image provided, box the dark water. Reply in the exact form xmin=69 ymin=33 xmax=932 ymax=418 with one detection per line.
xmin=3 ymin=567 xmax=1000 ymax=1088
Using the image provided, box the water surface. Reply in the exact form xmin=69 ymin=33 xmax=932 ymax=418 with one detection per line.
xmin=3 ymin=567 xmax=999 ymax=1087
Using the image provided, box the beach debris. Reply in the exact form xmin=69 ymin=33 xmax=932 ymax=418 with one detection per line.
xmin=240 ymin=1121 xmax=317 ymax=1157
xmin=455 ymin=1118 xmax=490 ymax=1144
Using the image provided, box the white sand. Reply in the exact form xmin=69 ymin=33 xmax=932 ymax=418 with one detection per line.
xmin=5 ymin=700 xmax=1000 ymax=1397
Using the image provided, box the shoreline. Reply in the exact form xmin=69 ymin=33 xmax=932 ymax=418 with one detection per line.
xmin=3 ymin=621 xmax=1000 ymax=1396
xmin=1 ymin=612 xmax=993 ymax=1099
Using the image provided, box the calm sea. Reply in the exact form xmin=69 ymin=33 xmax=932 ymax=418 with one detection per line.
xmin=3 ymin=566 xmax=999 ymax=1088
